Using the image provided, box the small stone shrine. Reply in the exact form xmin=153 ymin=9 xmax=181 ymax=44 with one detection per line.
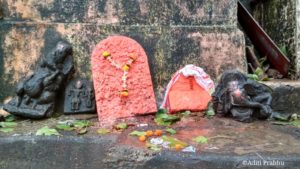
xmin=64 ymin=78 xmax=96 ymax=114
xmin=3 ymin=41 xmax=74 ymax=119
xmin=91 ymin=36 xmax=157 ymax=126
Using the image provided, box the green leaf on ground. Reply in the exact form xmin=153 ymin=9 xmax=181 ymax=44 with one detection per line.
xmin=206 ymin=109 xmax=215 ymax=116
xmin=271 ymin=112 xmax=290 ymax=121
xmin=0 ymin=122 xmax=17 ymax=128
xmin=129 ymin=130 xmax=146 ymax=137
xmin=36 ymin=126 xmax=60 ymax=136
xmin=76 ymin=127 xmax=88 ymax=135
xmin=0 ymin=128 xmax=14 ymax=133
xmin=166 ymin=128 xmax=176 ymax=135
xmin=270 ymin=121 xmax=290 ymax=126
xmin=271 ymin=119 xmax=300 ymax=127
xmin=56 ymin=124 xmax=75 ymax=131
xmin=114 ymin=123 xmax=128 ymax=130
xmin=146 ymin=142 xmax=162 ymax=151
xmin=97 ymin=128 xmax=111 ymax=135
xmin=291 ymin=114 xmax=299 ymax=120
xmin=154 ymin=109 xmax=180 ymax=126
xmin=193 ymin=136 xmax=208 ymax=144
xmin=73 ymin=120 xmax=93 ymax=128
xmin=181 ymin=111 xmax=191 ymax=116
xmin=290 ymin=120 xmax=300 ymax=127
xmin=4 ymin=115 xmax=16 ymax=122
xmin=205 ymin=102 xmax=215 ymax=117
xmin=162 ymin=135 xmax=188 ymax=148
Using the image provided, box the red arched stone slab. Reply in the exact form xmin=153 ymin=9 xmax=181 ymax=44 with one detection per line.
xmin=91 ymin=36 xmax=157 ymax=126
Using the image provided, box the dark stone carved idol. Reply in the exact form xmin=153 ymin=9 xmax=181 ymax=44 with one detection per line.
xmin=212 ymin=70 xmax=273 ymax=122
xmin=64 ymin=78 xmax=96 ymax=114
xmin=4 ymin=41 xmax=74 ymax=119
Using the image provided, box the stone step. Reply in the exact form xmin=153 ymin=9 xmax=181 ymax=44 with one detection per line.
xmin=0 ymin=22 xmax=246 ymax=104
xmin=0 ymin=0 xmax=237 ymax=26
xmin=0 ymin=115 xmax=299 ymax=169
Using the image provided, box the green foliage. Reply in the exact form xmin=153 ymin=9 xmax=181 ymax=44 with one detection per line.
xmin=193 ymin=136 xmax=208 ymax=144
xmin=259 ymin=57 xmax=267 ymax=66
xmin=247 ymin=74 xmax=259 ymax=81
xmin=4 ymin=115 xmax=16 ymax=122
xmin=180 ymin=111 xmax=191 ymax=116
xmin=279 ymin=45 xmax=288 ymax=56
xmin=55 ymin=120 xmax=93 ymax=135
xmin=166 ymin=128 xmax=177 ymax=135
xmin=0 ymin=128 xmax=14 ymax=133
xmin=146 ymin=142 xmax=162 ymax=151
xmin=129 ymin=130 xmax=146 ymax=137
xmin=114 ymin=123 xmax=128 ymax=130
xmin=290 ymin=120 xmax=300 ymax=127
xmin=247 ymin=67 xmax=269 ymax=81
xmin=271 ymin=113 xmax=290 ymax=121
xmin=154 ymin=109 xmax=180 ymax=126
xmin=161 ymin=135 xmax=188 ymax=148
xmin=73 ymin=120 xmax=93 ymax=128
xmin=0 ymin=122 xmax=17 ymax=128
xmin=97 ymin=128 xmax=111 ymax=135
xmin=76 ymin=128 xmax=88 ymax=135
xmin=56 ymin=120 xmax=92 ymax=131
xmin=254 ymin=67 xmax=264 ymax=77
xmin=271 ymin=113 xmax=300 ymax=127
xmin=55 ymin=124 xmax=75 ymax=131
xmin=206 ymin=103 xmax=215 ymax=117
xmin=0 ymin=116 xmax=17 ymax=133
xmin=36 ymin=126 xmax=60 ymax=136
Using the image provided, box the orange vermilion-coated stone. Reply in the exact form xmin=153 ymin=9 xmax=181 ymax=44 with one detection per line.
xmin=91 ymin=36 xmax=157 ymax=126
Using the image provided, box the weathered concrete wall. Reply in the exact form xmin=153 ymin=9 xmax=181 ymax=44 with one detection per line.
xmin=0 ymin=0 xmax=246 ymax=104
xmin=253 ymin=0 xmax=298 ymax=78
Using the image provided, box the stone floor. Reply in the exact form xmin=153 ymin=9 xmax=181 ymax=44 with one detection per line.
xmin=0 ymin=112 xmax=299 ymax=169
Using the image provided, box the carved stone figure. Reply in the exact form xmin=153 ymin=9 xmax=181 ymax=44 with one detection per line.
xmin=64 ymin=78 xmax=96 ymax=114
xmin=212 ymin=70 xmax=273 ymax=122
xmin=4 ymin=41 xmax=74 ymax=118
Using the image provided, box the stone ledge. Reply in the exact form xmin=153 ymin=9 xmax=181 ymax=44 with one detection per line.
xmin=0 ymin=135 xmax=299 ymax=169
xmin=262 ymin=80 xmax=300 ymax=115
xmin=1 ymin=0 xmax=237 ymax=26
xmin=261 ymin=80 xmax=300 ymax=115
xmin=0 ymin=113 xmax=299 ymax=169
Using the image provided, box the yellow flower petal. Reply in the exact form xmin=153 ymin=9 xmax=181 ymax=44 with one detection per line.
xmin=102 ymin=51 xmax=111 ymax=58
xmin=122 ymin=65 xmax=130 ymax=71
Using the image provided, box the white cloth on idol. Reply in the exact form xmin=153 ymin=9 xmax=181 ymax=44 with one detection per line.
xmin=160 ymin=64 xmax=215 ymax=109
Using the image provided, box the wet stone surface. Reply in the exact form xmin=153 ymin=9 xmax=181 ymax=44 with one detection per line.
xmin=1 ymin=114 xmax=299 ymax=154
xmin=0 ymin=113 xmax=299 ymax=168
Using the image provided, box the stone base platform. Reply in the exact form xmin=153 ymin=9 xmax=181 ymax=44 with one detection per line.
xmin=0 ymin=114 xmax=299 ymax=169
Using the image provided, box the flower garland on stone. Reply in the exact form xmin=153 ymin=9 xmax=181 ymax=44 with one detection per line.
xmin=102 ymin=51 xmax=137 ymax=97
